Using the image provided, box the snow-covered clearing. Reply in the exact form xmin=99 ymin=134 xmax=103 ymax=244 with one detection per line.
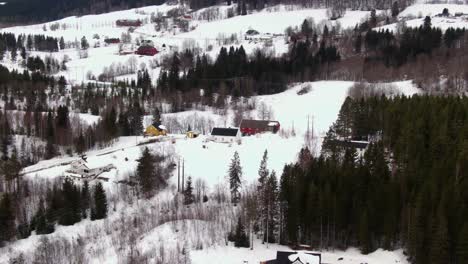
xmin=21 ymin=80 xmax=420 ymax=189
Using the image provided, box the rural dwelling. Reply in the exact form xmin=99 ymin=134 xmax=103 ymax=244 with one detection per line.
xmin=144 ymin=123 xmax=167 ymax=137
xmin=116 ymin=19 xmax=142 ymax=27
xmin=135 ymin=45 xmax=158 ymax=56
xmin=210 ymin=127 xmax=240 ymax=143
xmin=66 ymin=160 xmax=116 ymax=179
xmin=240 ymin=119 xmax=280 ymax=136
xmin=261 ymin=251 xmax=322 ymax=264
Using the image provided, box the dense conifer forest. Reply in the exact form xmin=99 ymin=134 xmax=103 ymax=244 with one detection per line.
xmin=276 ymin=96 xmax=468 ymax=263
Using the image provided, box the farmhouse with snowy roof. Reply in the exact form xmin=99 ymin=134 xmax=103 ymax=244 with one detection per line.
xmin=210 ymin=127 xmax=240 ymax=143
xmin=261 ymin=251 xmax=322 ymax=264
xmin=144 ymin=123 xmax=167 ymax=137
xmin=240 ymin=119 xmax=280 ymax=136
xmin=66 ymin=159 xmax=115 ymax=179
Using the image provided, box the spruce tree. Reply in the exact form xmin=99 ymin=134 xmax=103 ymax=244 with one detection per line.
xmin=234 ymin=217 xmax=249 ymax=248
xmin=91 ymin=182 xmax=107 ymax=220
xmin=228 ymin=151 xmax=242 ymax=204
xmin=136 ymin=147 xmax=158 ymax=198
xmin=81 ymin=180 xmax=90 ymax=218
xmin=184 ymin=176 xmax=194 ymax=205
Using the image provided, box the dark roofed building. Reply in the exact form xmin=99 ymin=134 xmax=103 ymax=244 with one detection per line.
xmin=210 ymin=128 xmax=240 ymax=143
xmin=262 ymin=251 xmax=322 ymax=264
xmin=240 ymin=119 xmax=280 ymax=136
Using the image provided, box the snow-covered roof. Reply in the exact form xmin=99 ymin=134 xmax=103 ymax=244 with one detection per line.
xmin=288 ymin=252 xmax=320 ymax=264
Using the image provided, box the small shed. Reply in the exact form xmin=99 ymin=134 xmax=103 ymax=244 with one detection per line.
xmin=186 ymin=131 xmax=199 ymax=138
xmin=240 ymin=119 xmax=280 ymax=136
xmin=210 ymin=127 xmax=240 ymax=143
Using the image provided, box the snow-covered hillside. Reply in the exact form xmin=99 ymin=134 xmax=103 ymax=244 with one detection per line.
xmin=0 ymin=4 xmax=375 ymax=84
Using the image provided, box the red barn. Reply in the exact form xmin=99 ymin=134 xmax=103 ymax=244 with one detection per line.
xmin=116 ymin=19 xmax=142 ymax=27
xmin=135 ymin=45 xmax=158 ymax=56
xmin=240 ymin=119 xmax=280 ymax=136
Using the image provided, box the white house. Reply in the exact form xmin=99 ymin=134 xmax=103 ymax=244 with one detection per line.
xmin=66 ymin=159 xmax=115 ymax=179
xmin=209 ymin=127 xmax=241 ymax=143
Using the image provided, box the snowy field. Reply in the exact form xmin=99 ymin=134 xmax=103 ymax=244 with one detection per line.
xmin=0 ymin=4 xmax=375 ymax=84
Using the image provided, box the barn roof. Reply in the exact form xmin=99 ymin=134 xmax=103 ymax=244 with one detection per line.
xmin=211 ymin=127 xmax=239 ymax=137
xmin=240 ymin=119 xmax=279 ymax=129
xmin=264 ymin=251 xmax=322 ymax=264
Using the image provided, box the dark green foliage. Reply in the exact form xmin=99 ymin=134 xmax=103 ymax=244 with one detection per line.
xmin=136 ymin=147 xmax=166 ymax=198
xmin=91 ymin=182 xmax=107 ymax=220
xmin=280 ymin=96 xmax=468 ymax=264
xmin=228 ymin=151 xmax=242 ymax=204
xmin=234 ymin=217 xmax=250 ymax=248
xmin=184 ymin=176 xmax=195 ymax=205
xmin=33 ymin=199 xmax=54 ymax=235
xmin=58 ymin=178 xmax=81 ymax=226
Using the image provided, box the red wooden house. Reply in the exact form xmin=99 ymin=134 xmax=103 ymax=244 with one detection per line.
xmin=104 ymin=38 xmax=120 ymax=44
xmin=239 ymin=119 xmax=280 ymax=136
xmin=135 ymin=45 xmax=158 ymax=56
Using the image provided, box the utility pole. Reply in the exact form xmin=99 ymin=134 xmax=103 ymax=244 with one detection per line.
xmin=177 ymin=157 xmax=180 ymax=192
xmin=182 ymin=158 xmax=185 ymax=191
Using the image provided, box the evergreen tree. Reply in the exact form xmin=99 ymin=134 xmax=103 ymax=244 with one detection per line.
xmin=58 ymin=178 xmax=81 ymax=226
xmin=391 ymin=1 xmax=399 ymax=17
xmin=81 ymin=180 xmax=90 ymax=218
xmin=0 ymin=193 xmax=15 ymax=245
xmin=80 ymin=36 xmax=89 ymax=49
xmin=91 ymin=182 xmax=107 ymax=220
xmin=136 ymin=147 xmax=165 ymax=198
xmin=184 ymin=176 xmax=194 ymax=205
xmin=234 ymin=216 xmax=249 ymax=248
xmin=228 ymin=151 xmax=242 ymax=203
xmin=34 ymin=198 xmax=54 ymax=235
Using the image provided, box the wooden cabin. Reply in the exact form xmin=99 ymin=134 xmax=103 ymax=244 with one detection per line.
xmin=144 ymin=124 xmax=167 ymax=137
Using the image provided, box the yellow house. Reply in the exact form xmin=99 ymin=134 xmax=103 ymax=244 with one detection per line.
xmin=144 ymin=124 xmax=167 ymax=137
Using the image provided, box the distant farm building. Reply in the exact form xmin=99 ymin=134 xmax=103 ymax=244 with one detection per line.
xmin=186 ymin=131 xmax=199 ymax=138
xmin=210 ymin=127 xmax=240 ymax=143
xmin=66 ymin=159 xmax=116 ymax=179
xmin=144 ymin=123 xmax=167 ymax=137
xmin=116 ymin=19 xmax=142 ymax=27
xmin=135 ymin=45 xmax=158 ymax=56
xmin=104 ymin=38 xmax=120 ymax=44
xmin=261 ymin=251 xmax=322 ymax=264
xmin=328 ymin=139 xmax=369 ymax=156
xmin=240 ymin=119 xmax=280 ymax=136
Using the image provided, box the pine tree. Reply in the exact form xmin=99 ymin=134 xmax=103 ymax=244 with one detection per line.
xmin=91 ymin=182 xmax=107 ymax=220
xmin=152 ymin=107 xmax=161 ymax=126
xmin=234 ymin=216 xmax=249 ymax=248
xmin=80 ymin=36 xmax=89 ymax=49
xmin=58 ymin=178 xmax=81 ymax=226
xmin=34 ymin=199 xmax=54 ymax=234
xmin=265 ymin=171 xmax=279 ymax=243
xmin=228 ymin=151 xmax=242 ymax=203
xmin=81 ymin=180 xmax=90 ymax=218
xmin=391 ymin=1 xmax=399 ymax=17
xmin=136 ymin=147 xmax=166 ymax=198
xmin=184 ymin=176 xmax=194 ymax=205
